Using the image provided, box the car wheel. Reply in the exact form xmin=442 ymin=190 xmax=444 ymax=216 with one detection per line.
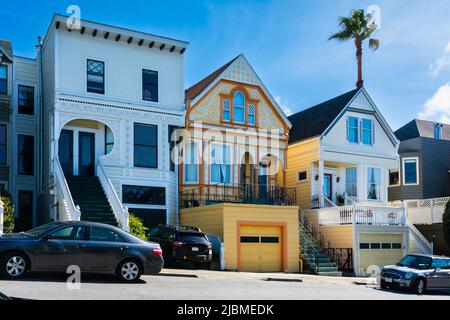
xmin=413 ymin=278 xmax=426 ymax=295
xmin=117 ymin=259 xmax=142 ymax=283
xmin=0 ymin=252 xmax=28 ymax=280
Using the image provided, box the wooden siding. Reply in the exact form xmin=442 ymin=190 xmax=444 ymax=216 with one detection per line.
xmin=318 ymin=225 xmax=354 ymax=249
xmin=285 ymin=138 xmax=320 ymax=209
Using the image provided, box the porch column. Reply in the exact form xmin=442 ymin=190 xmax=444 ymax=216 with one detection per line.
xmin=310 ymin=163 xmax=315 ymax=207
xmin=318 ymin=160 xmax=324 ymax=208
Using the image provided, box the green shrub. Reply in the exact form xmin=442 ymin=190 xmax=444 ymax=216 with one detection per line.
xmin=128 ymin=213 xmax=149 ymax=240
xmin=444 ymin=199 xmax=450 ymax=247
xmin=1 ymin=192 xmax=14 ymax=234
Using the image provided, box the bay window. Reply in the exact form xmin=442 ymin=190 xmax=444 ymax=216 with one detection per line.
xmin=367 ymin=167 xmax=380 ymax=200
xmin=211 ymin=144 xmax=231 ymax=184
xmin=345 ymin=167 xmax=357 ymax=197
xmin=184 ymin=143 xmax=198 ymax=183
xmin=0 ymin=65 xmax=7 ymax=95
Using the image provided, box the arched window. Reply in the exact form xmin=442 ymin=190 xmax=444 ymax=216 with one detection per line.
xmin=233 ymin=92 xmax=245 ymax=124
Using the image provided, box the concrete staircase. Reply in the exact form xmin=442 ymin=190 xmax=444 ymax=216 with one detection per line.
xmin=66 ymin=175 xmax=118 ymax=227
xmin=299 ymin=216 xmax=342 ymax=277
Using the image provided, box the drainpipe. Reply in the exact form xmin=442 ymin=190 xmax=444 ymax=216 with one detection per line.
xmin=36 ymin=37 xmax=44 ymax=218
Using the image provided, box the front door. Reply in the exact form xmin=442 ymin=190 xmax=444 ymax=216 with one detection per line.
xmin=59 ymin=130 xmax=74 ymax=176
xmin=78 ymin=132 xmax=95 ymax=176
xmin=323 ymin=174 xmax=333 ymax=200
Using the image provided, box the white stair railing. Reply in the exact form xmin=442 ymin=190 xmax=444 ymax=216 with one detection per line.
xmin=407 ymin=220 xmax=433 ymax=255
xmin=97 ymin=158 xmax=129 ymax=232
xmin=54 ymin=157 xmax=81 ymax=221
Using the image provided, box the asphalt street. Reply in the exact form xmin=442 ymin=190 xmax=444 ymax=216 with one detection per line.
xmin=1 ymin=270 xmax=450 ymax=300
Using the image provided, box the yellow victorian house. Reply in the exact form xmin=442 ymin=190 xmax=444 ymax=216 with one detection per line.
xmin=178 ymin=54 xmax=299 ymax=273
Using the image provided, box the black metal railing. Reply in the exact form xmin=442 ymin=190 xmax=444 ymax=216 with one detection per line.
xmin=180 ymin=184 xmax=297 ymax=209
xmin=299 ymin=212 xmax=354 ymax=273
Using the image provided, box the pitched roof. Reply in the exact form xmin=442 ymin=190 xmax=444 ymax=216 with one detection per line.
xmin=185 ymin=56 xmax=239 ymax=101
xmin=0 ymin=40 xmax=13 ymax=61
xmin=395 ymin=119 xmax=450 ymax=141
xmin=288 ymin=88 xmax=360 ymax=144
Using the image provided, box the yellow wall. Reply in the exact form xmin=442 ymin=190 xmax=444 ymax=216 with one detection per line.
xmin=181 ymin=203 xmax=300 ymax=273
xmin=318 ymin=225 xmax=354 ymax=249
xmin=286 ymin=138 xmax=320 ymax=209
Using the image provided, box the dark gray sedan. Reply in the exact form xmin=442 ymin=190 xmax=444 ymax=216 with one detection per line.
xmin=380 ymin=254 xmax=450 ymax=294
xmin=0 ymin=221 xmax=164 ymax=282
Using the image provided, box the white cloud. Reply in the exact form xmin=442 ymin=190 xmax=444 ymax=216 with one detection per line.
xmin=429 ymin=40 xmax=450 ymax=79
xmin=275 ymin=96 xmax=293 ymax=116
xmin=418 ymin=83 xmax=450 ymax=123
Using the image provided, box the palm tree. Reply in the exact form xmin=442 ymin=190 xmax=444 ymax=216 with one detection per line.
xmin=329 ymin=9 xmax=380 ymax=88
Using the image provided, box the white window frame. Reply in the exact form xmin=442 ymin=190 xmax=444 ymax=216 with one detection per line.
xmin=345 ymin=167 xmax=358 ymax=197
xmin=367 ymin=167 xmax=381 ymax=201
xmin=361 ymin=118 xmax=374 ymax=145
xmin=210 ymin=143 xmax=232 ymax=185
xmin=434 ymin=124 xmax=442 ymax=140
xmin=347 ymin=116 xmax=359 ymax=144
xmin=183 ymin=142 xmax=199 ymax=185
xmin=297 ymin=170 xmax=308 ymax=182
xmin=402 ymin=157 xmax=420 ymax=186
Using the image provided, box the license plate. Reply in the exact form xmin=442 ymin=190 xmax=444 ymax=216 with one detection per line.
xmin=385 ymin=277 xmax=393 ymax=283
xmin=192 ymin=247 xmax=199 ymax=252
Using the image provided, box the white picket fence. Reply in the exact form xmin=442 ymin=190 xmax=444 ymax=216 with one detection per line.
xmin=319 ymin=204 xmax=407 ymax=226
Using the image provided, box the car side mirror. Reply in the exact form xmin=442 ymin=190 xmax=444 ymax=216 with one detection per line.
xmin=42 ymin=234 xmax=54 ymax=241
xmin=435 ymin=267 xmax=442 ymax=272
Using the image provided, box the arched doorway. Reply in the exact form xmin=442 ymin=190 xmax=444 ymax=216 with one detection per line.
xmin=58 ymin=119 xmax=115 ymax=177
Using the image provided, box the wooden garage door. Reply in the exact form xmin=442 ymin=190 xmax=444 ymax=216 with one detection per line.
xmin=240 ymin=226 xmax=282 ymax=272
xmin=359 ymin=234 xmax=404 ymax=275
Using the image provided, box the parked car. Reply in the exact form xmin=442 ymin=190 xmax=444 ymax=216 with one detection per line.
xmin=148 ymin=225 xmax=212 ymax=269
xmin=0 ymin=221 xmax=163 ymax=282
xmin=380 ymin=254 xmax=450 ymax=294
xmin=206 ymin=234 xmax=225 ymax=271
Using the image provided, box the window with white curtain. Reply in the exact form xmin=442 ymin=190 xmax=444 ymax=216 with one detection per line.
xmin=345 ymin=167 xmax=357 ymax=197
xmin=367 ymin=167 xmax=380 ymax=200
xmin=211 ymin=144 xmax=231 ymax=184
xmin=184 ymin=143 xmax=198 ymax=183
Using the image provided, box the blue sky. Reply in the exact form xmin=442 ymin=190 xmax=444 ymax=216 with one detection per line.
xmin=1 ymin=0 xmax=449 ymax=130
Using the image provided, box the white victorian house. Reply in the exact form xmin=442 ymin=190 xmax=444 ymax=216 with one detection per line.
xmin=39 ymin=15 xmax=188 ymax=230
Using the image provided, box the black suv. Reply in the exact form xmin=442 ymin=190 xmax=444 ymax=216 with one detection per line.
xmin=148 ymin=225 xmax=212 ymax=268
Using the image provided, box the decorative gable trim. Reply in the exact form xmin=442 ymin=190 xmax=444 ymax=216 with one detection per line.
xmin=189 ymin=54 xmax=292 ymax=129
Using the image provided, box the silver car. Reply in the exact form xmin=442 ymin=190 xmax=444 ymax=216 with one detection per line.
xmin=380 ymin=254 xmax=450 ymax=294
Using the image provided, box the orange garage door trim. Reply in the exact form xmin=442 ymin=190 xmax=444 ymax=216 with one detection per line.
xmin=236 ymin=221 xmax=288 ymax=272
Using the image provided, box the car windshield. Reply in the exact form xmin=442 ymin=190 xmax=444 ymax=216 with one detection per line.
xmin=397 ymin=255 xmax=432 ymax=270
xmin=179 ymin=232 xmax=209 ymax=244
xmin=22 ymin=222 xmax=64 ymax=237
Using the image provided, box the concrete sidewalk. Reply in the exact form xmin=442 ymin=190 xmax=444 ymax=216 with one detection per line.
xmin=158 ymin=269 xmax=377 ymax=286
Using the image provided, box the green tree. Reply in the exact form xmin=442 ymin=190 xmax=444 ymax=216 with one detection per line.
xmin=443 ymin=199 xmax=450 ymax=247
xmin=128 ymin=213 xmax=149 ymax=240
xmin=1 ymin=192 xmax=15 ymax=234
xmin=329 ymin=9 xmax=380 ymax=88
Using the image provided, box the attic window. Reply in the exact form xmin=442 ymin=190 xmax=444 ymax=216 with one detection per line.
xmin=434 ymin=124 xmax=442 ymax=140
xmin=222 ymin=99 xmax=231 ymax=122
xmin=248 ymin=104 xmax=256 ymax=125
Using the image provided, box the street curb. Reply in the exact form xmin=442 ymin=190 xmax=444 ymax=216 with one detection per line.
xmin=157 ymin=273 xmax=199 ymax=278
xmin=265 ymin=278 xmax=303 ymax=283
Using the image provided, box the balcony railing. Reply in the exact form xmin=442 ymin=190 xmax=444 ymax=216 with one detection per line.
xmin=318 ymin=204 xmax=407 ymax=226
xmin=180 ymin=184 xmax=297 ymax=209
